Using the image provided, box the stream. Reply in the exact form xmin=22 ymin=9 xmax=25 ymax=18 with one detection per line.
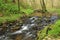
xmin=0 ymin=15 xmax=58 ymax=40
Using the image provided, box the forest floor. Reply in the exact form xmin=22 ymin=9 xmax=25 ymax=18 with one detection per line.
xmin=0 ymin=0 xmax=60 ymax=40
xmin=0 ymin=8 xmax=60 ymax=40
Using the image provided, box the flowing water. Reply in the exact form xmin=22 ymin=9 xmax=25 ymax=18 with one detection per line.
xmin=0 ymin=15 xmax=58 ymax=40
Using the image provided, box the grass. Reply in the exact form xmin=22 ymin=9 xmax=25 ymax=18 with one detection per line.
xmin=0 ymin=14 xmax=22 ymax=23
xmin=0 ymin=6 xmax=33 ymax=24
xmin=38 ymin=20 xmax=60 ymax=40
xmin=0 ymin=0 xmax=60 ymax=39
xmin=48 ymin=8 xmax=60 ymax=14
xmin=37 ymin=8 xmax=60 ymax=40
xmin=0 ymin=0 xmax=34 ymax=24
xmin=48 ymin=8 xmax=60 ymax=37
xmin=48 ymin=20 xmax=60 ymax=38
xmin=0 ymin=0 xmax=60 ymax=40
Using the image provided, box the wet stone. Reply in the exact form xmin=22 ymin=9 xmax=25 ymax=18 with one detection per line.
xmin=0 ymin=15 xmax=58 ymax=40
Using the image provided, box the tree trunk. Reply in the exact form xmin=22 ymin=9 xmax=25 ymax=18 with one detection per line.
xmin=4 ymin=0 xmax=7 ymax=3
xmin=40 ymin=0 xmax=47 ymax=13
xmin=33 ymin=0 xmax=36 ymax=9
xmin=18 ymin=0 xmax=20 ymax=12
xmin=12 ymin=0 xmax=16 ymax=3
xmin=51 ymin=0 xmax=54 ymax=8
xmin=30 ymin=0 xmax=33 ymax=9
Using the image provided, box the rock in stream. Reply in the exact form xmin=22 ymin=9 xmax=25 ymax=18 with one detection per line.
xmin=0 ymin=15 xmax=58 ymax=40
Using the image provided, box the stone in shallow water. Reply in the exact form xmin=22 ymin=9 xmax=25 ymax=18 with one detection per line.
xmin=0 ymin=15 xmax=58 ymax=40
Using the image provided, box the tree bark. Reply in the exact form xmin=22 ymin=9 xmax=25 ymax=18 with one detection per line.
xmin=33 ymin=0 xmax=36 ymax=9
xmin=51 ymin=0 xmax=54 ymax=8
xmin=12 ymin=0 xmax=16 ymax=3
xmin=18 ymin=0 xmax=20 ymax=12
xmin=4 ymin=0 xmax=7 ymax=3
xmin=40 ymin=0 xmax=47 ymax=13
